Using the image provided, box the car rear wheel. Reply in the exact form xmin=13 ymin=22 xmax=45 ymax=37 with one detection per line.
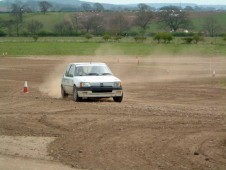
xmin=113 ymin=93 xmax=123 ymax=102
xmin=73 ymin=86 xmax=82 ymax=102
xmin=61 ymin=85 xmax=68 ymax=98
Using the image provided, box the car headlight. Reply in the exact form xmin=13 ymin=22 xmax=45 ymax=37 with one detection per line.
xmin=80 ymin=82 xmax=91 ymax=87
xmin=113 ymin=82 xmax=121 ymax=87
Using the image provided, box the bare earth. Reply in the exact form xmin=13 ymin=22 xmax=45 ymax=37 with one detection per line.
xmin=0 ymin=56 xmax=226 ymax=170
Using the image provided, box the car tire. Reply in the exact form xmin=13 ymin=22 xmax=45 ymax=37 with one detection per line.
xmin=73 ymin=86 xmax=82 ymax=102
xmin=113 ymin=93 xmax=123 ymax=103
xmin=61 ymin=85 xmax=68 ymax=98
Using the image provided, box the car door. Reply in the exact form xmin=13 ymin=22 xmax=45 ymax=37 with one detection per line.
xmin=63 ymin=64 xmax=75 ymax=94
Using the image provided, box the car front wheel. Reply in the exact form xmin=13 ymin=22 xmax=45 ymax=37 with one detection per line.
xmin=61 ymin=85 xmax=68 ymax=98
xmin=113 ymin=93 xmax=123 ymax=102
xmin=73 ymin=86 xmax=82 ymax=102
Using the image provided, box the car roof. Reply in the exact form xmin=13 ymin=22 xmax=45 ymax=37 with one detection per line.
xmin=70 ymin=62 xmax=107 ymax=66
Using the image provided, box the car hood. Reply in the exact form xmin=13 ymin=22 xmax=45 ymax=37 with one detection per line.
xmin=75 ymin=75 xmax=121 ymax=83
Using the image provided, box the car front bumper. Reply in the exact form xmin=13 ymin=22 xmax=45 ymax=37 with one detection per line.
xmin=77 ymin=86 xmax=123 ymax=98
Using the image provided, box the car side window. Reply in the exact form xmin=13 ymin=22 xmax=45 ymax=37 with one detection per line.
xmin=65 ymin=65 xmax=71 ymax=77
xmin=66 ymin=65 xmax=75 ymax=77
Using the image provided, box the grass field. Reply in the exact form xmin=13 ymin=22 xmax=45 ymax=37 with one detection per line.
xmin=0 ymin=37 xmax=226 ymax=57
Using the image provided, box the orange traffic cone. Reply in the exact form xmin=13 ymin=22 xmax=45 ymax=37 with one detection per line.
xmin=23 ymin=81 xmax=29 ymax=93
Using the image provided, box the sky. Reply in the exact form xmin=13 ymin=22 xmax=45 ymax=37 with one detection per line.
xmin=82 ymin=0 xmax=226 ymax=5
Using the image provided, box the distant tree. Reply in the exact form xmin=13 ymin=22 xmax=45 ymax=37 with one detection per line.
xmin=0 ymin=19 xmax=7 ymax=36
xmin=27 ymin=19 xmax=43 ymax=35
xmin=80 ymin=19 xmax=91 ymax=33
xmin=24 ymin=0 xmax=39 ymax=12
xmin=193 ymin=6 xmax=202 ymax=11
xmin=80 ymin=14 xmax=104 ymax=34
xmin=54 ymin=22 xmax=65 ymax=35
xmin=39 ymin=1 xmax=52 ymax=14
xmin=64 ymin=14 xmax=74 ymax=35
xmin=134 ymin=6 xmax=155 ymax=34
xmin=54 ymin=15 xmax=75 ymax=35
xmin=184 ymin=6 xmax=194 ymax=11
xmin=0 ymin=19 xmax=14 ymax=36
xmin=137 ymin=3 xmax=150 ymax=11
xmin=81 ymin=3 xmax=92 ymax=12
xmin=93 ymin=3 xmax=104 ymax=12
xmin=91 ymin=15 xmax=104 ymax=35
xmin=203 ymin=17 xmax=221 ymax=37
xmin=11 ymin=2 xmax=29 ymax=36
xmin=110 ymin=13 xmax=129 ymax=35
xmin=73 ymin=14 xmax=81 ymax=33
xmin=158 ymin=6 xmax=190 ymax=32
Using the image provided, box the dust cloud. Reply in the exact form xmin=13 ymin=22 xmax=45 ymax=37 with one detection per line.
xmin=38 ymin=57 xmax=83 ymax=98
xmin=38 ymin=56 xmax=96 ymax=98
xmin=94 ymin=44 xmax=222 ymax=84
xmin=110 ymin=55 xmax=224 ymax=84
xmin=39 ymin=53 xmax=225 ymax=98
xmin=95 ymin=44 xmax=124 ymax=57
xmin=39 ymin=62 xmax=66 ymax=98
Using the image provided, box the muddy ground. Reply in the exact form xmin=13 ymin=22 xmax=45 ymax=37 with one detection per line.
xmin=0 ymin=56 xmax=226 ymax=170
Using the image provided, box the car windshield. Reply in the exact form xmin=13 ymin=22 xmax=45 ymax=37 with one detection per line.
xmin=75 ymin=65 xmax=113 ymax=76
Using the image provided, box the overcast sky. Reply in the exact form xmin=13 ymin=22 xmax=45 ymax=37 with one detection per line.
xmin=82 ymin=0 xmax=226 ymax=5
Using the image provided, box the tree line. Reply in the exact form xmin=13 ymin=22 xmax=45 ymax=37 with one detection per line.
xmin=0 ymin=1 xmax=224 ymax=40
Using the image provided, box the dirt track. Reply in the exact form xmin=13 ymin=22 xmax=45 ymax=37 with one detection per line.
xmin=0 ymin=56 xmax=226 ymax=170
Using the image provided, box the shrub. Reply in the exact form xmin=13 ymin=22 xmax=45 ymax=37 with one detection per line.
xmin=162 ymin=33 xmax=173 ymax=43
xmin=193 ymin=34 xmax=204 ymax=44
xmin=172 ymin=32 xmax=194 ymax=37
xmin=0 ymin=30 xmax=6 ymax=37
xmin=134 ymin=36 xmax=146 ymax=42
xmin=182 ymin=34 xmax=204 ymax=44
xmin=113 ymin=35 xmax=122 ymax=42
xmin=32 ymin=35 xmax=39 ymax=42
xmin=153 ymin=33 xmax=162 ymax=43
xmin=21 ymin=31 xmax=30 ymax=37
xmin=37 ymin=31 xmax=57 ymax=37
xmin=153 ymin=32 xmax=173 ymax=43
xmin=103 ymin=33 xmax=111 ymax=41
xmin=85 ymin=33 xmax=93 ymax=40
xmin=182 ymin=37 xmax=193 ymax=44
xmin=223 ymin=34 xmax=226 ymax=41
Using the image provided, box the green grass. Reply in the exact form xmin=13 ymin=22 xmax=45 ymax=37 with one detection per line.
xmin=0 ymin=41 xmax=101 ymax=56
xmin=0 ymin=37 xmax=226 ymax=56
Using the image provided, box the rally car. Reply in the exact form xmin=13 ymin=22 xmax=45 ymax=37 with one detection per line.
xmin=61 ymin=62 xmax=123 ymax=102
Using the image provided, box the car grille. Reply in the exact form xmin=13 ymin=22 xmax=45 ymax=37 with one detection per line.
xmin=90 ymin=82 xmax=113 ymax=87
xmin=92 ymin=86 xmax=113 ymax=93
